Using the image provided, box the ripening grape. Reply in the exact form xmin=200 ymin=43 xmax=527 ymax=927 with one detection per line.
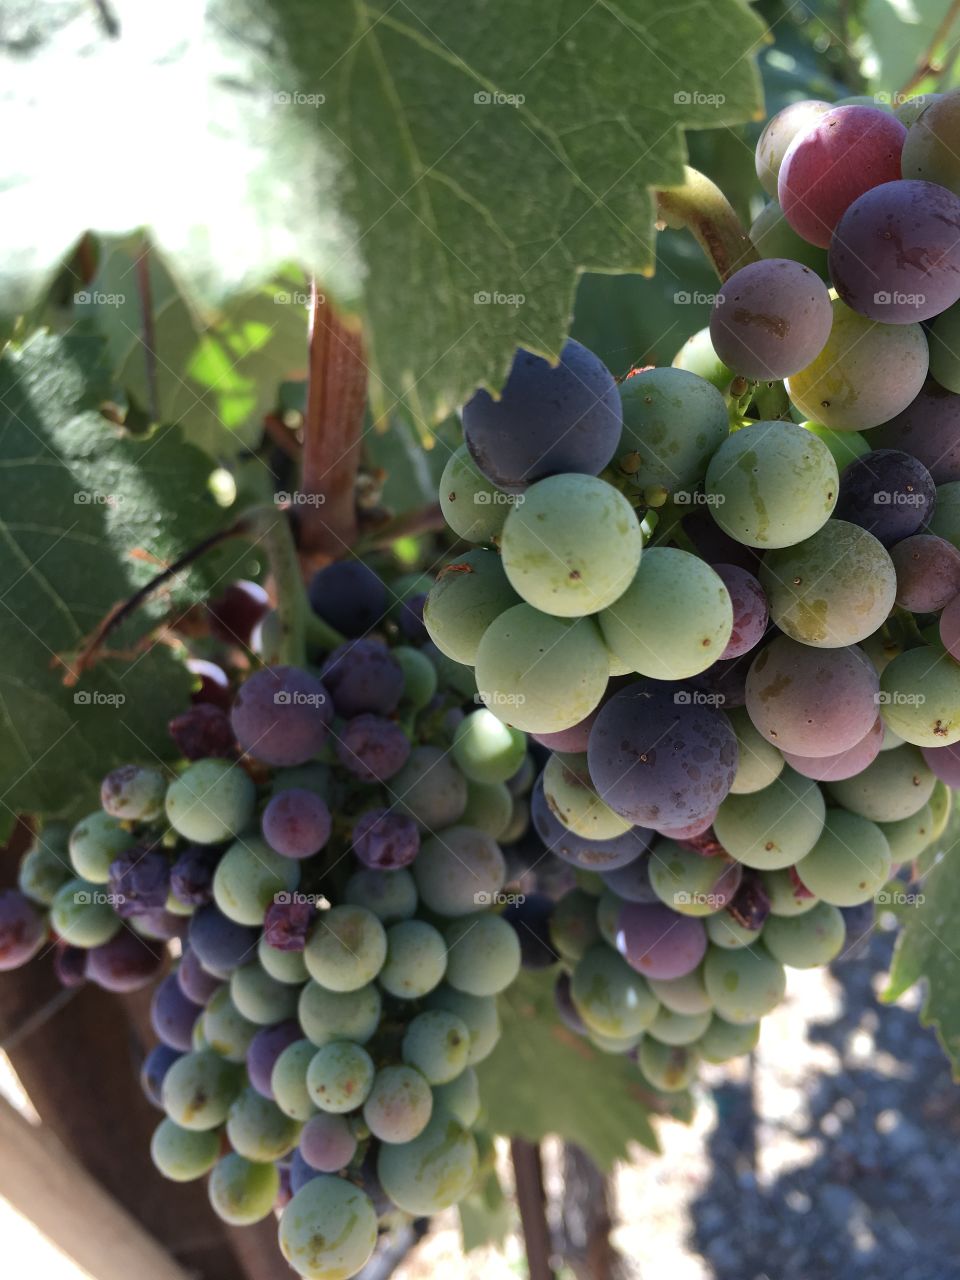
xmin=922 ymin=743 xmax=960 ymax=787
xmin=226 ymin=1085 xmax=302 ymax=1161
xmin=600 ymin=854 xmax=659 ymax=904
xmin=759 ymin=870 xmax=817 ymax=918
xmin=246 ymin=1022 xmax=302 ymax=1100
xmin=614 ymin=902 xmax=708 ymax=981
xmin=279 ymin=1175 xmax=378 ymax=1278
xmin=835 ymin=449 xmax=936 ymax=546
xmin=648 ymin=840 xmax=742 ymax=917
xmin=377 ymin=1112 xmax=478 ymax=1215
xmin=68 ymin=811 xmax=134 ymax=884
xmin=188 ymin=905 xmax=258 ymax=975
xmin=879 ymin=804 xmax=934 ymax=862
xmin=150 ymin=1118 xmax=219 ymax=1182
xmin=212 ymin=837 xmax=300 ymax=927
xmin=713 ymin=767 xmax=825 ymax=870
xmin=452 ymin=709 xmax=526 ymax=784
xmin=363 ymin=1065 xmax=433 ymax=1144
xmin=713 ymin=564 xmax=768 ymax=661
xmin=878 ymin=647 xmax=960 ymax=746
xmin=639 ymin=1038 xmax=700 ymax=1091
xmin=306 ymin=1041 xmax=375 ymax=1114
xmin=671 ymin=327 xmax=735 ymax=391
xmin=648 ymin=967 xmax=713 ymax=1015
xmin=648 ymin=1005 xmax=712 ymax=1046
xmin=298 ymin=1112 xmax=357 ymax=1172
xmin=298 ymin=981 xmax=382 ymax=1048
xmin=388 ymin=746 xmax=468 ymax=829
xmin=162 ymin=1050 xmax=243 ymax=1130
xmin=439 ymin=444 xmax=511 ymax=543
xmin=230 ymin=962 xmax=299 ymax=1025
xmin=101 ymin=765 xmax=166 ymax=821
xmin=270 ymin=1040 xmax=317 ymax=1122
xmin=202 ymin=987 xmax=258 ymax=1063
xmin=344 ymin=867 xmax=418 ymax=922
xmin=728 ymin=707 xmax=784 ymax=795
xmin=423 ymin=549 xmax=520 ymax=666
xmin=413 ymin=826 xmax=506 ymax=916
xmin=615 ymin=367 xmax=729 ymax=494
xmin=755 ymin=98 xmax=832 ymax=197
xmin=781 ymin=717 xmax=884 ymax=783
xmin=532 ymin=778 xmax=653 ymax=870
xmin=697 ymin=1016 xmax=761 ymax=1063
xmin=261 ymin=788 xmax=332 ymax=860
xmin=793 ymin=810 xmax=892 ymax=906
xmin=571 ymin=943 xmax=660 ymax=1037
xmin=230 ymin=666 xmax=332 ymax=766
xmin=443 ymin=914 xmax=521 ymax=997
xmin=871 ymin=380 xmax=960 ymax=483
xmin=762 ymin=901 xmax=845 ymax=967
xmin=891 ymin=535 xmax=960 ymax=613
xmin=379 ymin=920 xmax=447 ymax=999
xmin=709 ymin=259 xmax=832 ymax=379
xmin=750 ymin=201 xmax=829 ymax=274
xmin=321 ymin=640 xmax=405 ymax=717
xmin=303 ymin=906 xmax=387 ymax=993
xmin=209 ymin=1154 xmax=279 ymax=1226
xmin=703 ymin=945 xmax=786 ymax=1024
xmin=351 ymin=808 xmax=420 ymax=871
xmin=165 ymin=759 xmax=256 ymax=845
xmin=87 ymin=930 xmax=163 ymax=992
xmin=402 ymin=1009 xmax=471 ymax=1084
xmin=900 ymin=89 xmax=960 ymax=195
xmin=543 ymin=753 xmax=631 ymax=840
xmin=425 ymin=986 xmax=501 ymax=1065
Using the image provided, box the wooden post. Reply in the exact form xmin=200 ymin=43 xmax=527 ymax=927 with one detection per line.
xmin=510 ymin=1138 xmax=556 ymax=1280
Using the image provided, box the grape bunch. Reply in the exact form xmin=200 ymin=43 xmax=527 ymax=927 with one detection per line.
xmin=424 ymin=90 xmax=960 ymax=1093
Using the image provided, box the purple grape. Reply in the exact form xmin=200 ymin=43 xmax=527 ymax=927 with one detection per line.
xmin=713 ymin=565 xmax=768 ymax=661
xmin=335 ymin=714 xmax=411 ymax=783
xmin=307 ymin=561 xmax=388 ymax=637
xmin=696 ymin=652 xmax=752 ymax=710
xmin=207 ymin=579 xmax=270 ymax=646
xmin=600 ymin=852 xmax=659 ymax=904
xmin=501 ymin=893 xmax=559 ymax=969
xmin=726 ymin=869 xmax=771 ymax=932
xmin=187 ymin=658 xmax=232 ymax=710
xmin=871 ymin=379 xmax=960 ymax=483
xmin=834 ymin=449 xmax=936 ymax=546
xmin=133 ymin=909 xmax=188 ymax=942
xmin=921 ymin=742 xmax=960 ymax=786
xmin=276 ymin=1164 xmax=293 ymax=1210
xmin=230 ymin=665 xmax=332 ymax=766
xmin=709 ymin=259 xmax=832 ymax=379
xmin=320 ymin=641 xmax=404 ymax=717
xmin=782 ymin=716 xmax=884 ymax=782
xmin=530 ymin=778 xmax=653 ymax=870
xmin=54 ymin=943 xmax=88 ymax=988
xmin=0 ymin=888 xmax=45 ymax=970
xmin=188 ymin=904 xmax=259 ymax=973
xmin=150 ymin=973 xmax=202 ymax=1050
xmin=462 ymin=339 xmax=622 ymax=493
xmin=86 ymin=931 xmax=164 ymax=992
xmin=289 ymin=1147 xmax=323 ymax=1194
xmin=657 ymin=812 xmax=719 ymax=840
xmin=891 ymin=534 xmax=960 ymax=612
xmin=299 ymin=1113 xmax=358 ymax=1173
xmin=108 ymin=846 xmax=170 ymax=918
xmin=169 ymin=845 xmax=219 ymax=907
xmin=830 ymin=180 xmax=960 ymax=322
xmin=554 ymin=972 xmax=587 ymax=1035
xmin=397 ymin=592 xmax=428 ymax=643
xmin=177 ymin=946 xmax=224 ymax=1004
xmin=351 ymin=809 xmax=420 ymax=871
xmin=168 ymin=703 xmax=236 ymax=760
xmin=587 ymin=681 xmax=738 ymax=831
xmin=261 ymin=788 xmax=332 ymax=859
xmin=615 ymin=902 xmax=707 ymax=980
xmin=263 ymin=898 xmax=315 ymax=951
xmin=141 ymin=1044 xmax=182 ymax=1108
xmin=247 ymin=1020 xmax=301 ymax=1098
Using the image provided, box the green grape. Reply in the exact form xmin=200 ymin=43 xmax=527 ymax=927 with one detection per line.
xmin=588 ymin=1029 xmax=643 ymax=1054
xmin=760 ymin=521 xmax=897 ymax=648
xmin=402 ymin=1009 xmax=471 ymax=1084
xmin=879 ymin=647 xmax=960 ymax=746
xmin=648 ymin=967 xmax=712 ymax=1016
xmin=648 ymin=1005 xmax=712 ymax=1046
xmin=639 ymin=1038 xmax=700 ymax=1091
xmin=595 ymin=888 xmax=623 ymax=949
xmin=500 ymin=474 xmax=643 ymax=616
xmin=423 ymin=549 xmax=520 ymax=665
xmin=713 ymin=767 xmax=825 ymax=870
xmin=388 ymin=746 xmax=468 ymax=829
xmin=433 ymin=1066 xmax=480 ymax=1127
xmin=827 ymin=745 xmax=935 ymax=821
xmin=760 ymin=869 xmax=819 ymax=917
xmin=929 ymin=780 xmax=952 ymax=841
xmin=879 ymin=804 xmax=934 ymax=863
xmin=728 ymin=707 xmax=784 ymax=795
xmin=499 ymin=796 xmax=530 ymax=844
xmin=649 ymin=840 xmax=740 ymax=917
xmin=786 ymin=299 xmax=929 ymax=431
xmin=703 ymin=945 xmax=786 ymax=1024
xmin=68 ymin=811 xmax=133 ymax=884
xmin=600 ymin=547 xmax=732 ymax=679
xmin=571 ymin=944 xmax=659 ymax=1038
xmin=412 ymin=827 xmax=505 ymax=916
xmin=474 ymin=604 xmax=609 ymax=734
xmin=444 ymin=914 xmax=521 ymax=997
xmin=150 ymin=1118 xmax=219 ymax=1182
xmin=931 ymin=297 xmax=960 ymax=393
xmin=901 ymin=91 xmax=960 ymax=194
xmin=258 ymin=934 xmax=309 ymax=984
xmin=452 ymin=709 xmax=526 ymax=784
xmin=377 ymin=1113 xmax=478 ymax=1215
xmin=762 ymin=901 xmax=845 ymax=968
xmin=303 ymin=906 xmax=387 ymax=992
xmin=271 ymin=1039 xmax=317 ymax=1122
xmin=795 ymin=811 xmax=891 ymax=906
xmin=298 ymin=980 xmax=382 ymax=1047
xmin=928 ymin=481 xmax=960 ymax=550
xmin=439 ymin=443 xmax=512 ymax=543
xmin=543 ymin=752 xmax=631 ymax=839
xmin=306 ymin=1041 xmax=375 ymax=1114
xmin=460 ymin=779 xmax=513 ymax=839
xmin=394 ymin=645 xmax=438 ymax=710
xmin=19 ymin=839 xmax=72 ymax=906
xmin=697 ymin=1015 xmax=760 ymax=1063
xmin=344 ymin=867 xmax=418 ymax=923
xmin=50 ymin=878 xmax=121 ymax=948
xmin=201 ymin=987 xmax=258 ymax=1063
xmin=427 ymin=644 xmax=482 ymax=701
xmin=672 ymin=326 xmax=735 ymax=392
xmin=800 ymin=421 xmax=870 ymax=471
xmin=226 ymin=1085 xmax=302 ymax=1161
xmin=615 ymin=366 xmax=729 ymax=495
xmin=192 ymin=1020 xmax=209 ymax=1052
xmin=425 ymin=986 xmax=501 ymax=1064
xmin=208 ymin=1154 xmax=278 ymax=1226
xmin=213 ymin=837 xmax=299 ymax=927
xmin=230 ymin=962 xmax=299 ymax=1025
xmin=894 ymin=91 xmax=943 ymax=126
xmin=101 ymin=764 xmax=166 ymax=820
xmin=750 ymin=201 xmax=829 ymax=274
xmin=704 ymin=421 xmax=838 ymax=549
xmin=706 ymin=913 xmax=762 ymax=950
xmin=550 ymin=889 xmax=603 ymax=964
xmin=162 ymin=1051 xmax=243 ymax=1130
xmin=165 ymin=759 xmax=256 ymax=844
xmin=379 ymin=920 xmax=447 ymax=999
xmin=363 ymin=1065 xmax=433 ymax=1144
xmin=279 ymin=1176 xmax=377 ymax=1279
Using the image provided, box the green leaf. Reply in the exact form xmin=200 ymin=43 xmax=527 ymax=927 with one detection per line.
xmin=458 ymin=1166 xmax=513 ymax=1253
xmin=0 ymin=331 xmax=230 ymax=821
xmin=1 ymin=0 xmax=766 ymax=426
xmin=479 ymin=968 xmax=687 ymax=1170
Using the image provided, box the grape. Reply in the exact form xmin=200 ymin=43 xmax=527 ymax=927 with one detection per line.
xmin=531 ymin=778 xmax=653 ymax=869
xmin=835 ymin=449 xmax=937 ymax=547
xmin=307 ymin=1041 xmax=375 ymax=1113
xmin=378 ymin=1111 xmax=478 ymax=1215
xmin=549 ymin=888 xmax=603 ymax=964
xmin=901 ymin=89 xmax=960 ymax=194
xmin=762 ymin=901 xmax=845 ymax=967
xmin=165 ymin=759 xmax=256 ymax=844
xmin=299 ymin=1112 xmax=356 ymax=1172
xmin=150 ymin=1118 xmax=219 ymax=1182
xmin=86 ymin=930 xmax=163 ymax=992
xmin=68 ymin=811 xmax=133 ymax=884
xmin=269 ymin=1039 xmax=317 ymax=1123
xmin=307 ymin=559 xmax=388 ymax=637
xmin=438 ymin=443 xmax=511 ymax=543
xmin=778 ymin=105 xmax=906 ymax=247
xmin=108 ymin=846 xmax=170 ymax=918
xmin=299 ymin=980 xmax=381 ymax=1048
xmin=162 ymin=1049 xmax=243 ymax=1129
xmin=587 ymin=681 xmax=738 ymax=830
xmin=453 ymin=709 xmax=526 ymax=784
xmin=425 ymin=986 xmax=501 ymax=1064
xmin=728 ymin=707 xmax=784 ymax=795
xmin=207 ymin=580 xmax=269 ymax=647
xmin=187 ymin=657 xmax=232 ymax=709
xmin=131 ymin=908 xmax=185 ymax=943
xmin=379 ymin=920 xmax=447 ymax=998
xmin=921 ymin=741 xmax=960 ymax=786
xmin=881 ymin=646 xmax=960 ymax=746
xmin=462 ymin=340 xmax=621 ymax=493
xmin=50 ymin=878 xmax=121 ymax=948
xmin=401 ymin=1009 xmax=471 ymax=1086
xmin=782 ymin=716 xmax=884 ymax=783
xmin=475 ymin=604 xmax=608 ymax=734
xmin=388 ymin=746 xmax=468 ymax=829
xmin=713 ymin=767 xmax=825 ymax=870
xmin=304 ymin=906 xmax=387 ymax=992
xmin=169 ymin=846 xmax=218 ymax=908
xmin=433 ymin=1066 xmax=480 ymax=1127
xmin=345 ymin=867 xmax=417 ymax=922
xmin=443 ymin=914 xmax=521 ymax=997
xmin=588 ymin=1028 xmax=642 ymax=1054
xmin=600 ymin=548 xmax=733 ymax=679
xmin=928 ymin=778 xmax=953 ymax=836
xmin=141 ymin=1044 xmax=182 ymax=1108
xmin=760 ymin=521 xmax=897 ymax=648
xmin=423 ymin=550 xmax=520 ymax=666
xmin=755 ymin=99 xmax=832 ymax=197
xmin=711 ymin=565 xmax=768 ymax=662
xmin=892 ymin=535 xmax=960 ymax=612
xmin=802 ymin=421 xmax=871 ymax=471
xmin=704 ymin=420 xmax=838 ymax=549
xmin=0 ymin=888 xmax=45 ymax=970
xmin=394 ymin=647 xmax=437 ymax=712
xmin=188 ymin=904 xmax=258 ymax=974
xmin=879 ymin=804 xmax=934 ymax=862
xmin=363 ymin=1065 xmax=434 ymax=1145
xmin=705 ymin=911 xmax=762 ymax=950
xmin=697 ymin=1016 xmax=760 ymax=1063
xmin=614 ymin=902 xmax=708 ymax=980
xmin=647 ymin=967 xmax=712 ymax=1015
xmin=261 ymin=788 xmax=332 ymax=859
xmin=501 ymin=893 xmax=560 ymax=969
xmin=672 ymin=326 xmax=735 ymax=390
xmin=759 ymin=868 xmax=818 ymax=916
xmin=335 ymin=714 xmax=411 ymax=783
xmin=531 ymin=708 xmax=600 ymax=754
xmin=639 ymin=1039 xmax=699 ymax=1091
xmin=595 ymin=888 xmax=624 ymax=950
xmin=794 ymin=810 xmax=892 ymax=905
xmin=18 ymin=831 xmax=71 ymax=907
xmin=227 ymin=1086 xmax=302 ymax=1161
xmin=709 ymin=259 xmax=832 ymax=379
xmin=750 ymin=201 xmax=829 ymax=274
xmin=348 ymin=809 xmax=419 ymax=873
xmin=321 ymin=640 xmax=404 ymax=717
xmin=208 ymin=1153 xmax=279 ymax=1225
xmin=213 ymin=837 xmax=299 ymax=927
xmin=201 ymin=986 xmax=257 ymax=1062
xmin=929 ymin=481 xmax=960 ymax=550
xmin=52 ymin=943 xmax=85 ymax=987
xmin=412 ymin=826 xmax=506 ymax=916
xmin=745 ymin=636 xmax=879 ymax=758
xmin=461 ymin=779 xmax=512 ymax=839
xmin=100 ymin=764 xmax=165 ymax=821
xmin=246 ymin=1020 xmax=304 ymax=1098
xmin=288 ymin=1147 xmax=322 ymax=1195
xmin=169 ymin=703 xmax=235 ymax=761
xmin=871 ymin=379 xmax=960 ymax=483
xmin=614 ymin=367 xmax=729 ymax=494
xmin=828 ymin=743 xmax=935 ymax=821
xmin=600 ymin=854 xmax=658 ymax=904
xmin=649 ymin=1005 xmax=711 ymax=1046
xmin=648 ymin=841 xmax=742 ymax=917
xmin=895 ymin=93 xmax=943 ymax=126
xmin=280 ymin=1174 xmax=377 ymax=1276
xmin=543 ymin=753 xmax=631 ymax=840
xmin=703 ymin=944 xmax=786 ymax=1024
xmin=787 ymin=299 xmax=929 ymax=430
xmin=230 ymin=962 xmax=299 ymax=1025
xmin=230 ymin=666 xmax=332 ymax=766
xmin=930 ymin=298 xmax=960 ymax=393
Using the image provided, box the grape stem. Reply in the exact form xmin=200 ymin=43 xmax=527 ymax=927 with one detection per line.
xmin=655 ymin=167 xmax=758 ymax=282
xmin=897 ymin=0 xmax=960 ymax=97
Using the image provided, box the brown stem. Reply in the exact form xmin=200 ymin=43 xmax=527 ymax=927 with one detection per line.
xmin=262 ymin=411 xmax=302 ymax=462
xmin=510 ymin=1139 xmax=556 ymax=1280
xmin=656 ymin=167 xmax=758 ymax=282
xmin=897 ymin=0 xmax=960 ymax=97
xmin=356 ymin=501 xmax=446 ymax=550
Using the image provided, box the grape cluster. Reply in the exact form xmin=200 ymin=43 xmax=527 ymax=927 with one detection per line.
xmin=424 ymin=91 xmax=960 ymax=1094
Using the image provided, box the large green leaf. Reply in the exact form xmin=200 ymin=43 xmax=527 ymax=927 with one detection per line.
xmin=1 ymin=0 xmax=765 ymax=426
